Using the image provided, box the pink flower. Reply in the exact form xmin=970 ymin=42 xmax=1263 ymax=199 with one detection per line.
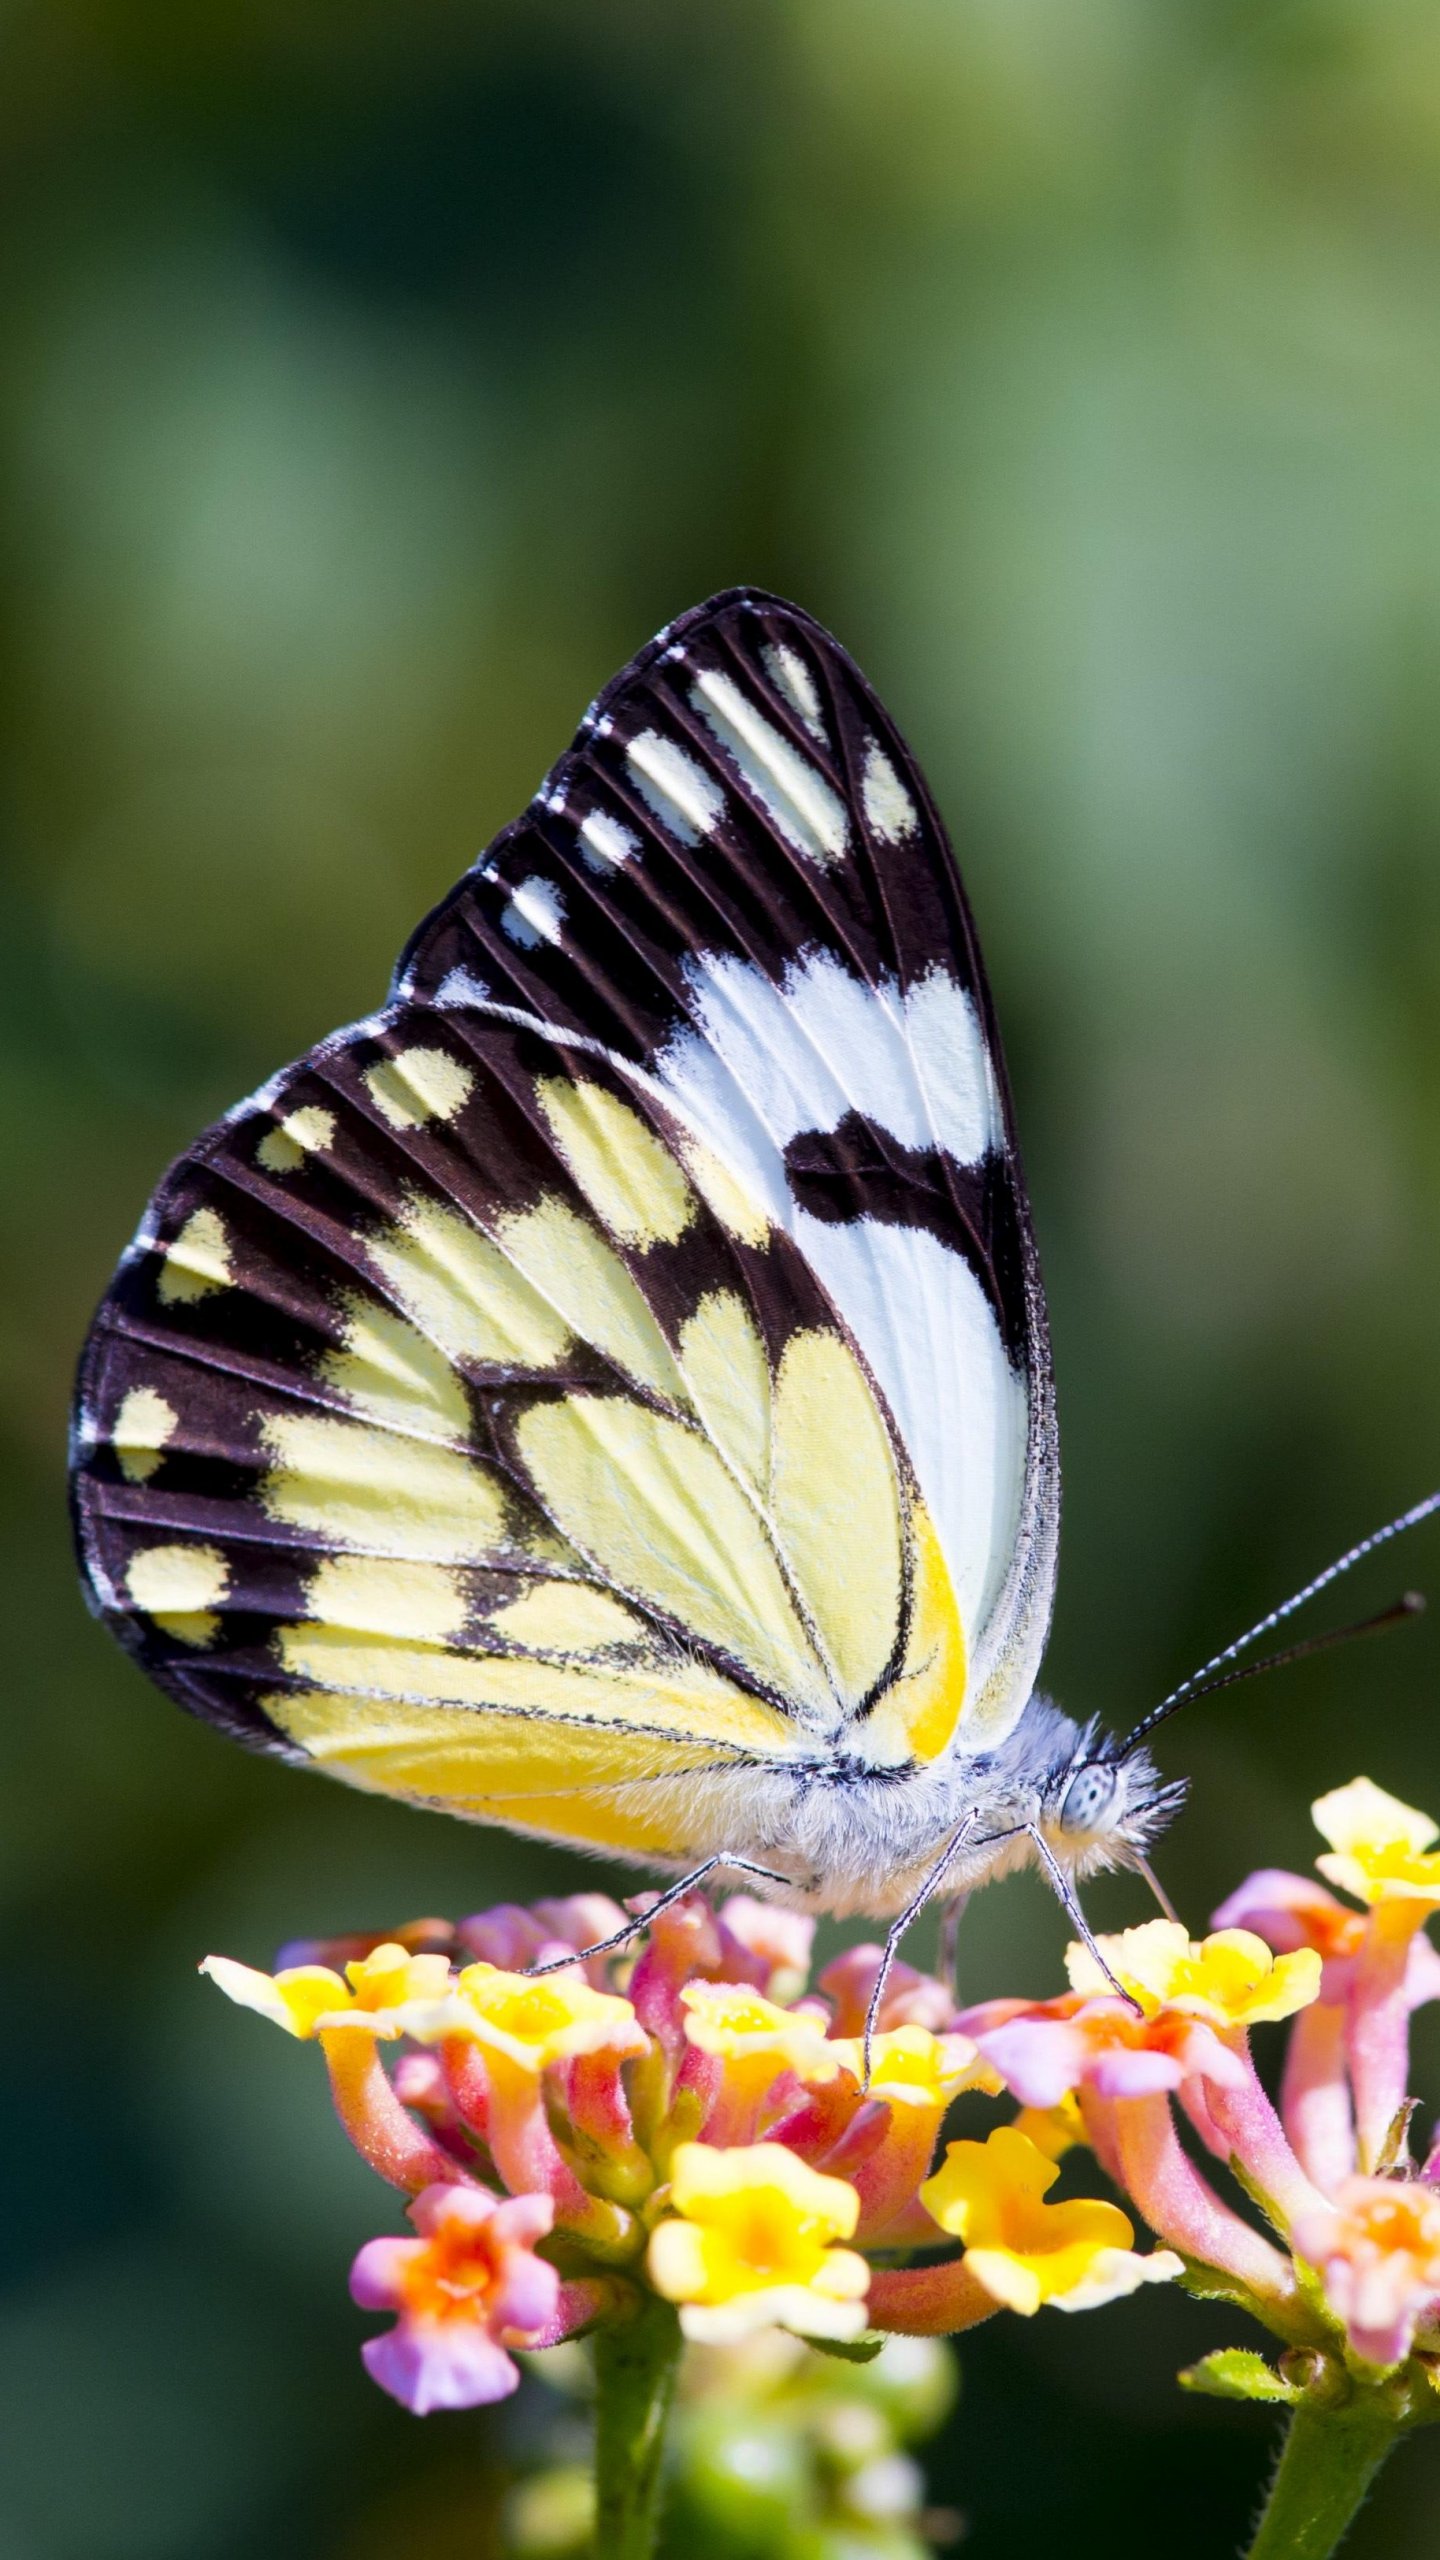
xmin=1291 ymin=2176 xmax=1440 ymax=2371
xmin=819 ymin=1947 xmax=957 ymax=2039
xmin=719 ymin=1898 xmax=816 ymax=2003
xmin=350 ymin=2184 xmax=559 ymax=2413
xmin=1212 ymin=1869 xmax=1440 ymax=2009
xmin=456 ymin=1895 xmax=628 ymax=1987
xmin=958 ymin=1992 xmax=1247 ymax=2107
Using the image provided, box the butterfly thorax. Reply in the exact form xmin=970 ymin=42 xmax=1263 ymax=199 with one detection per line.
xmin=644 ymin=1693 xmax=1184 ymax=1921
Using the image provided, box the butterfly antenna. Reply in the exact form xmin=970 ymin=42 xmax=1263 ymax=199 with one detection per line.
xmin=1119 ymin=1488 xmax=1440 ymax=1756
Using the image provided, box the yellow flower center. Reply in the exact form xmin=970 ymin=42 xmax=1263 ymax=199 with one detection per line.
xmin=451 ymin=1963 xmax=643 ymax=2067
xmin=1067 ymin=1919 xmax=1320 ymax=2028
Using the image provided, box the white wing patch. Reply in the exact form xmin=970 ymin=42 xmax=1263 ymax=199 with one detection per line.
xmin=762 ymin=641 xmax=826 ymax=743
xmin=862 ymin=739 xmax=919 ymax=844
xmin=904 ymin=971 xmax=1000 ymax=1165
xmin=649 ymin=949 xmax=1025 ymax=1660
xmin=655 ymin=950 xmax=999 ymax=1200
xmin=691 ymin=669 xmax=848 ymax=866
xmin=578 ymin=808 xmax=640 ymax=871
xmin=502 ymin=878 xmax=567 ymax=949
xmin=626 ymin=731 xmax=727 ymax=846
xmin=434 ymin=968 xmax=492 ymax=1009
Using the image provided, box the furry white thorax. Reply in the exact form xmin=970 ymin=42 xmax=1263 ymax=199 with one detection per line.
xmin=549 ymin=1692 xmax=1182 ymax=1924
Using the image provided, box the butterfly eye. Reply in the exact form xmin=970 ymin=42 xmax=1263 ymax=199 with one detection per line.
xmin=1058 ymin=1763 xmax=1117 ymax=1834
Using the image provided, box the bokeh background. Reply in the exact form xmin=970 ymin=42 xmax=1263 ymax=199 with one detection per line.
xmin=5 ymin=2 xmax=1440 ymax=2552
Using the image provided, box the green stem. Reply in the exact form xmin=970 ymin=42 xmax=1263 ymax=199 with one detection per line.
xmin=592 ymin=2294 xmax=684 ymax=2560
xmin=1243 ymin=2399 xmax=1403 ymax=2560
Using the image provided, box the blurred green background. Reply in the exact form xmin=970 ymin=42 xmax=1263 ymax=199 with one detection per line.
xmin=5 ymin=0 xmax=1440 ymax=2551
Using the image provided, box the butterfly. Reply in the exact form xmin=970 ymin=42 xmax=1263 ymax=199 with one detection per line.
xmin=72 ymin=588 xmax=1189 ymax=1987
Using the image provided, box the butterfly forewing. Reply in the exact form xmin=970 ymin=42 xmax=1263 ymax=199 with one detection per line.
xmin=71 ymin=589 xmax=1057 ymax=1865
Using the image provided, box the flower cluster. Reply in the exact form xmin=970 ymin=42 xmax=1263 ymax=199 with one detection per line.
xmin=954 ymin=1776 xmax=1440 ymax=2400
xmin=205 ymin=1889 xmax=1176 ymax=2411
xmin=202 ymin=1775 xmax=1440 ymax=2423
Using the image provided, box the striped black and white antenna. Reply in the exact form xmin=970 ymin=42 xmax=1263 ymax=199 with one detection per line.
xmin=1120 ymin=1488 xmax=1440 ymax=1756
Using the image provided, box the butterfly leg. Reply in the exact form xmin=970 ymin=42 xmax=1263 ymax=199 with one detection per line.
xmin=860 ymin=1815 xmax=981 ymax=2084
xmin=525 ymin=1854 xmax=793 ymax=1977
xmin=1022 ymin=1824 xmax=1143 ymax=2013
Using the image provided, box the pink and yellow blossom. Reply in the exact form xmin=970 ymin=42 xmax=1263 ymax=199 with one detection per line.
xmin=1312 ymin=1779 xmax=1440 ymax=1911
xmin=960 ymin=1988 xmax=1247 ymax=2107
xmin=350 ymin=2182 xmax=559 ymax=2412
xmin=1292 ymin=2176 xmax=1440 ymax=2370
xmin=717 ymin=1898 xmax=816 ymax=2004
xmin=647 ymin=2141 xmax=870 ymax=2343
xmin=825 ymin=2023 xmax=999 ymax=2112
xmin=421 ymin=1963 xmax=648 ymax=2072
xmin=818 ymin=1946 xmax=958 ymax=2038
xmin=918 ymin=2124 xmax=1183 ymax=2316
xmin=1065 ymin=1920 xmax=1321 ymax=2031
xmin=201 ymin=1943 xmax=454 ymax=2039
xmin=200 ymin=1763 xmax=1440 ymax=2464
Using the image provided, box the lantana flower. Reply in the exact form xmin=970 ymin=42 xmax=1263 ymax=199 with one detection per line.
xmin=647 ymin=2142 xmax=871 ymax=2343
xmin=1063 ymin=1918 xmax=1322 ymax=2029
xmin=920 ymin=2125 xmax=1183 ymax=2315
xmin=351 ymin=2182 xmax=559 ymax=2412
xmin=1312 ymin=1779 xmax=1440 ymax=1911
xmin=203 ymin=1769 xmax=1440 ymax=2560
xmin=1290 ymin=2176 xmax=1440 ymax=2372
xmin=199 ymin=1942 xmax=454 ymax=2039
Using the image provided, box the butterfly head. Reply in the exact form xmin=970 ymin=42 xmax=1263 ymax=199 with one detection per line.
xmin=1038 ymin=1713 xmax=1187 ymax=1878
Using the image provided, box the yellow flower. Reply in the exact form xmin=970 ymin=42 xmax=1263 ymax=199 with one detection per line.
xmin=200 ymin=1943 xmax=454 ymax=2040
xmin=826 ymin=2024 xmax=1002 ymax=2108
xmin=920 ymin=2125 xmax=1182 ymax=2317
xmin=647 ymin=2142 xmax=871 ymax=2342
xmin=679 ymin=1982 xmax=839 ymax=2082
xmin=424 ymin=1964 xmax=647 ymax=2072
xmin=1010 ymin=2095 xmax=1088 ymax=2162
xmin=1312 ymin=1777 xmax=1440 ymax=1909
xmin=1065 ymin=1919 xmax=1320 ymax=2030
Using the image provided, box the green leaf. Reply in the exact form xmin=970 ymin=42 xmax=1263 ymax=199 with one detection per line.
xmin=1179 ymin=2349 xmax=1298 ymax=2405
xmin=803 ymin=2331 xmax=887 ymax=2364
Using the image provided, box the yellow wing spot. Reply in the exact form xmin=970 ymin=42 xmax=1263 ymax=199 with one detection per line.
xmin=770 ymin=1329 xmax=903 ymax=1707
xmin=679 ymin=1293 xmax=771 ymax=1492
xmin=516 ymin=1393 xmax=829 ymax=1716
xmin=303 ymin=1554 xmax=469 ymax=1644
xmin=260 ymin=1410 xmax=509 ymax=1563
xmin=535 ymin=1078 xmax=695 ymax=1247
xmin=321 ymin=1296 xmax=471 ymax=1440
xmin=370 ymin=1196 xmax=572 ymax=1373
xmin=271 ymin=1648 xmax=792 ymax=1756
xmin=485 ymin=1581 xmax=647 ymax=1653
xmin=112 ymin=1386 xmax=178 ymax=1483
xmin=157 ymin=1207 xmax=233 ymax=1305
xmin=257 ymin=1106 xmax=337 ymax=1175
xmin=674 ymin=1134 xmax=772 ymax=1247
xmin=495 ymin=1198 xmax=686 ymax=1400
xmin=265 ymin=1687 xmax=784 ymax=1854
xmin=364 ymin=1046 xmax=475 ymax=1131
xmin=126 ymin=1540 xmax=228 ymax=1645
xmin=864 ymin=1503 xmax=967 ymax=1767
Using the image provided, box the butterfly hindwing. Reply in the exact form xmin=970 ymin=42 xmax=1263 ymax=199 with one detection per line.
xmin=71 ymin=590 xmax=1057 ymax=1864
